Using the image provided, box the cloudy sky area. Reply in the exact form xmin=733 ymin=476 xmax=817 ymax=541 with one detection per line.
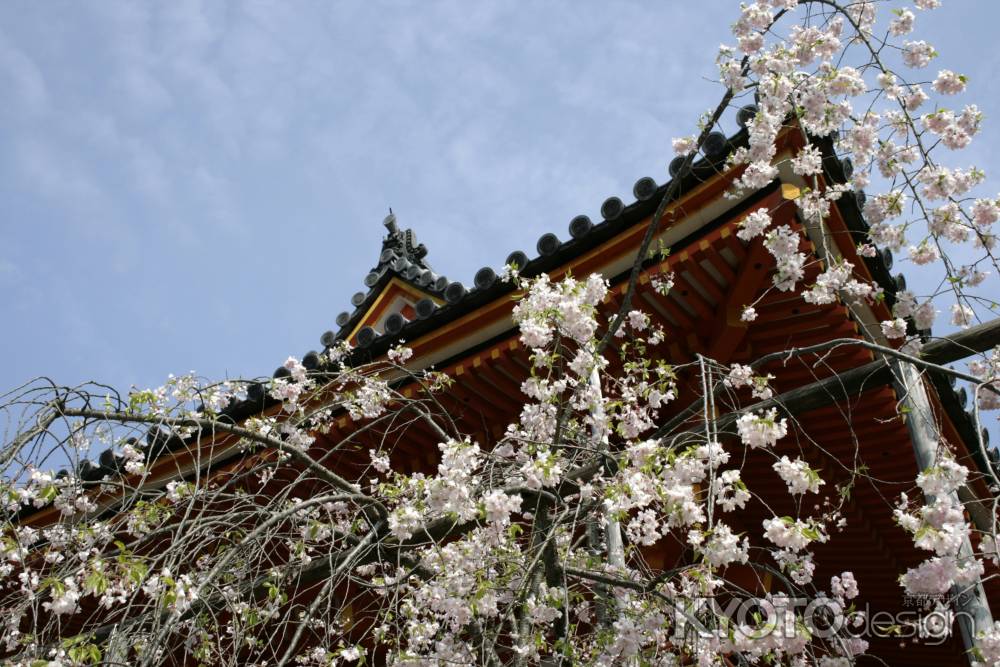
xmin=1 ymin=1 xmax=998 ymax=394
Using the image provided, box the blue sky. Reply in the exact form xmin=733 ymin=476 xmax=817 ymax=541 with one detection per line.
xmin=1 ymin=1 xmax=999 ymax=395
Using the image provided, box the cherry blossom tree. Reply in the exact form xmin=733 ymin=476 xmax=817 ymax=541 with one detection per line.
xmin=4 ymin=1 xmax=1000 ymax=665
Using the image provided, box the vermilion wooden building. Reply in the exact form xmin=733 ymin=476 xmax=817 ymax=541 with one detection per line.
xmin=16 ymin=118 xmax=1000 ymax=666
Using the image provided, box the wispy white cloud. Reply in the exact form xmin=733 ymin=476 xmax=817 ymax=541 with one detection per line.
xmin=14 ymin=139 xmax=109 ymax=215
xmin=0 ymin=0 xmax=998 ymax=398
xmin=0 ymin=33 xmax=48 ymax=116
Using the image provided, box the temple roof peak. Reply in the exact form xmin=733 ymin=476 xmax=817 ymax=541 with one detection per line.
xmin=376 ymin=209 xmax=431 ymax=273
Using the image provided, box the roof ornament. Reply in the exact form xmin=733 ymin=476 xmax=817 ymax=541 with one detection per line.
xmin=378 ymin=209 xmax=431 ymax=271
xmin=334 ymin=209 xmax=449 ymax=340
xmin=383 ymin=208 xmax=399 ymax=235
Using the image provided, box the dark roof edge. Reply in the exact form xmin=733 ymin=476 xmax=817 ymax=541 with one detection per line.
xmin=338 ymin=126 xmax=753 ymax=366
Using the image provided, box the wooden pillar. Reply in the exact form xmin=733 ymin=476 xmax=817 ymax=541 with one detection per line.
xmin=892 ymin=360 xmax=993 ymax=662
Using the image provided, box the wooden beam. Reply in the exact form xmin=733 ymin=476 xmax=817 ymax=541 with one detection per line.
xmin=655 ymin=317 xmax=1000 ymax=441
xmin=707 ymin=238 xmax=771 ymax=362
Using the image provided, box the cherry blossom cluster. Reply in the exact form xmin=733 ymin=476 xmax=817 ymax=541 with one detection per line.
xmin=894 ymin=456 xmax=983 ymax=599
xmin=3 ymin=1 xmax=1000 ymax=665
xmin=692 ymin=0 xmax=1000 ymax=367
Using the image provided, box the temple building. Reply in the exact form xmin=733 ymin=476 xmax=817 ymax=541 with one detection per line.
xmin=14 ymin=110 xmax=1000 ymax=666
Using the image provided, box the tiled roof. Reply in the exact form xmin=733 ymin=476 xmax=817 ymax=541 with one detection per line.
xmin=55 ymin=106 xmax=998 ymax=488
xmin=323 ymin=124 xmax=751 ymax=360
xmin=328 ymin=210 xmax=450 ymax=346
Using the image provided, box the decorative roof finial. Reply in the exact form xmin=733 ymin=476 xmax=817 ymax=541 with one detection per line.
xmin=383 ymin=208 xmax=399 ymax=236
xmin=357 ymin=209 xmax=439 ymax=295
